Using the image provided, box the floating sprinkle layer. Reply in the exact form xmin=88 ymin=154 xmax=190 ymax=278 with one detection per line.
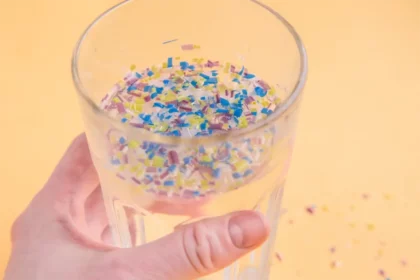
xmin=100 ymin=57 xmax=281 ymax=198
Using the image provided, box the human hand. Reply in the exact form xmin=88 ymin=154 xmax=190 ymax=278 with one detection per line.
xmin=5 ymin=134 xmax=269 ymax=280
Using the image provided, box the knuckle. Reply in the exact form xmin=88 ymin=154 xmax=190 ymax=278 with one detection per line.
xmin=183 ymin=221 xmax=219 ymax=275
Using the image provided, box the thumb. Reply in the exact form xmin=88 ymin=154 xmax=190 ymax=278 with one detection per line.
xmin=101 ymin=211 xmax=269 ymax=280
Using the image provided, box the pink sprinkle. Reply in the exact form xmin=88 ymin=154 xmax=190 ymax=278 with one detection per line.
xmin=101 ymin=94 xmax=109 ymax=102
xmin=379 ymin=269 xmax=385 ymax=277
xmin=230 ymin=90 xmax=234 ymax=98
xmin=216 ymin=94 xmax=221 ymax=103
xmin=154 ymin=181 xmax=161 ymax=185
xmin=306 ymin=206 xmax=315 ymax=215
xmin=180 ymin=106 xmax=192 ymax=112
xmin=116 ymin=173 xmax=126 ymax=180
xmin=210 ymin=123 xmax=223 ymax=130
xmin=275 ymin=252 xmax=283 ymax=262
xmin=147 ymin=167 xmax=157 ymax=172
xmin=225 ymin=90 xmax=229 ymax=96
xmin=128 ymin=92 xmax=142 ymax=97
xmin=230 ymin=65 xmax=236 ymax=72
xmin=181 ymin=44 xmax=194 ymax=51
xmin=123 ymin=154 xmax=128 ymax=164
xmin=131 ymin=123 xmax=145 ymax=128
xmin=116 ymin=103 xmax=126 ymax=114
xmin=132 ymin=177 xmax=141 ymax=184
xmin=258 ymin=80 xmax=271 ymax=90
xmin=245 ymin=96 xmax=255 ymax=105
xmin=330 ymin=247 xmax=336 ymax=254
xmin=125 ymin=76 xmax=138 ymax=85
xmin=160 ymin=170 xmax=170 ymax=179
xmin=144 ymin=95 xmax=151 ymax=102
xmin=168 ymin=151 xmax=180 ymax=164
xmin=362 ymin=193 xmax=371 ymax=200
xmin=202 ymin=105 xmax=209 ymax=113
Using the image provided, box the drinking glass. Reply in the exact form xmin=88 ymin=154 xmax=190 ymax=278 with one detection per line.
xmin=72 ymin=0 xmax=307 ymax=279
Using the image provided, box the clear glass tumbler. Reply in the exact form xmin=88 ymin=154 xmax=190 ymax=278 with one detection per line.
xmin=72 ymin=0 xmax=307 ymax=279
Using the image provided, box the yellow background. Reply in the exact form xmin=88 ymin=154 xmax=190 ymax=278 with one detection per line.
xmin=0 ymin=0 xmax=419 ymax=279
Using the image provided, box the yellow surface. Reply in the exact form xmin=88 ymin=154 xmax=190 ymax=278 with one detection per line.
xmin=0 ymin=0 xmax=419 ymax=279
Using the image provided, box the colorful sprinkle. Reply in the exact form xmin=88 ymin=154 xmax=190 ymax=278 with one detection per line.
xmin=163 ymin=39 xmax=178 ymax=44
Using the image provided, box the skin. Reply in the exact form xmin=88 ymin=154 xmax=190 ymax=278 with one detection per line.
xmin=5 ymin=134 xmax=270 ymax=280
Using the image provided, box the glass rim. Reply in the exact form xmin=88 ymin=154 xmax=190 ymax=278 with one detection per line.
xmin=71 ymin=0 xmax=308 ymax=146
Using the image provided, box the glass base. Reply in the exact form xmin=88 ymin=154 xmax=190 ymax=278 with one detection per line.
xmin=103 ymin=182 xmax=284 ymax=280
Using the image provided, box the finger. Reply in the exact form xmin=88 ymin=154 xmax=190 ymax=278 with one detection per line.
xmin=97 ymin=211 xmax=269 ymax=280
xmin=42 ymin=134 xmax=100 ymax=221
xmin=84 ymin=186 xmax=109 ymax=238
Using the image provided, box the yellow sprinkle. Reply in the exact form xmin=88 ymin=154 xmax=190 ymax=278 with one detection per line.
xmin=130 ymin=64 xmax=136 ymax=71
xmin=152 ymin=156 xmax=165 ymax=168
xmin=238 ymin=116 xmax=248 ymax=128
xmin=135 ymin=98 xmax=145 ymax=104
xmin=224 ymin=63 xmax=231 ymax=73
xmin=153 ymin=72 xmax=161 ymax=79
xmin=128 ymin=140 xmax=139 ymax=149
xmin=118 ymin=165 xmax=126 ymax=172
xmin=176 ymin=70 xmax=184 ymax=76
xmin=197 ymin=58 xmax=204 ymax=64
xmin=222 ymin=123 xmax=229 ymax=130
xmin=151 ymin=65 xmax=158 ymax=72
xmin=234 ymin=160 xmax=249 ymax=173
xmin=113 ymin=97 xmax=122 ymax=103
xmin=201 ymin=155 xmax=212 ymax=162
xmin=367 ymin=224 xmax=375 ymax=231
xmin=268 ymin=89 xmax=276 ymax=96
xmin=157 ymin=122 xmax=169 ymax=132
xmin=175 ymin=56 xmax=181 ymax=60
xmin=193 ymin=45 xmax=201 ymax=49
xmin=145 ymin=159 xmax=152 ymax=167
xmin=163 ymin=62 xmax=168 ymax=68
xmin=192 ymin=58 xmax=199 ymax=62
xmin=321 ymin=205 xmax=329 ymax=212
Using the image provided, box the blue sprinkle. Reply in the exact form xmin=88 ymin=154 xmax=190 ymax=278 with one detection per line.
xmin=234 ymin=93 xmax=241 ymax=99
xmin=193 ymin=191 xmax=201 ymax=197
xmin=180 ymin=61 xmax=189 ymax=70
xmin=147 ymin=71 xmax=154 ymax=77
xmin=121 ymin=118 xmax=128 ymax=123
xmin=251 ymin=111 xmax=257 ymax=116
xmin=242 ymin=89 xmax=248 ymax=95
xmin=238 ymin=66 xmax=245 ymax=75
xmin=135 ymin=72 xmax=142 ymax=78
xmin=213 ymin=168 xmax=221 ymax=178
xmin=184 ymin=157 xmax=192 ymax=164
xmin=164 ymin=180 xmax=175 ymax=187
xmin=151 ymin=92 xmax=158 ymax=99
xmin=234 ymin=109 xmax=243 ymax=117
xmin=178 ymin=122 xmax=190 ymax=127
xmin=233 ymin=172 xmax=242 ymax=179
xmin=211 ymin=71 xmax=218 ymax=77
xmin=153 ymin=102 xmax=165 ymax=108
xmin=233 ymin=117 xmax=239 ymax=124
xmin=244 ymin=73 xmax=256 ymax=79
xmin=255 ymin=86 xmax=267 ymax=97
xmin=163 ymin=79 xmax=170 ymax=86
xmin=148 ymin=152 xmax=155 ymax=159
xmin=168 ymin=165 xmax=177 ymax=172
xmin=261 ymin=108 xmax=273 ymax=115
xmin=144 ymin=85 xmax=152 ymax=92
xmin=220 ymin=98 xmax=230 ymax=106
xmin=156 ymin=87 xmax=164 ymax=94
xmin=188 ymin=65 xmax=195 ymax=70
xmin=168 ymin=57 xmax=173 ymax=68
xmin=200 ymin=73 xmax=210 ymax=80
xmin=195 ymin=111 xmax=204 ymax=117
xmin=191 ymin=80 xmax=198 ymax=87
xmin=168 ymin=108 xmax=179 ymax=113
xmin=165 ymin=115 xmax=172 ymax=119
xmin=200 ymin=96 xmax=206 ymax=101
xmin=216 ymin=108 xmax=229 ymax=114
xmin=119 ymin=137 xmax=126 ymax=144
xmin=179 ymin=112 xmax=187 ymax=117
xmin=210 ymin=103 xmax=217 ymax=108
xmin=200 ymin=122 xmax=207 ymax=130
xmin=204 ymin=78 xmax=218 ymax=85
xmin=172 ymin=130 xmax=181 ymax=137
xmin=146 ymin=175 xmax=153 ymax=181
xmin=232 ymin=78 xmax=241 ymax=84
xmin=244 ymin=169 xmax=253 ymax=177
xmin=127 ymin=85 xmax=137 ymax=92
xmin=111 ymin=159 xmax=121 ymax=165
xmin=199 ymin=146 xmax=205 ymax=153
